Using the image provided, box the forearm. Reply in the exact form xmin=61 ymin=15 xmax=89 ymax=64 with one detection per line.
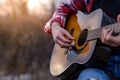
xmin=51 ymin=22 xmax=61 ymax=33
xmin=43 ymin=0 xmax=86 ymax=34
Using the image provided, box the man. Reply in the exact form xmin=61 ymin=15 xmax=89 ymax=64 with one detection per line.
xmin=44 ymin=0 xmax=120 ymax=80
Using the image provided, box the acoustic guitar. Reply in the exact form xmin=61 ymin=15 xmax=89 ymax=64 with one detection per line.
xmin=50 ymin=9 xmax=120 ymax=78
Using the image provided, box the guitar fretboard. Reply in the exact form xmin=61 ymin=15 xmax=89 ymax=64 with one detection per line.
xmin=86 ymin=22 xmax=120 ymax=41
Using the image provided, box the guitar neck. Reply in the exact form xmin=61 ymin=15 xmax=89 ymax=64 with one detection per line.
xmin=86 ymin=22 xmax=120 ymax=41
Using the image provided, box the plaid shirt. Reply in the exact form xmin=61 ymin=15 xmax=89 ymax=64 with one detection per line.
xmin=44 ymin=0 xmax=94 ymax=33
xmin=43 ymin=0 xmax=120 ymax=79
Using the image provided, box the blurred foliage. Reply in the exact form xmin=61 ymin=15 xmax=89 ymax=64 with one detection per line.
xmin=0 ymin=6 xmax=58 ymax=80
xmin=0 ymin=0 xmax=61 ymax=80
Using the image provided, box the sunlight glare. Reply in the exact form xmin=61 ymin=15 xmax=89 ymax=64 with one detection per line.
xmin=27 ymin=0 xmax=49 ymax=10
xmin=27 ymin=0 xmax=52 ymax=16
xmin=0 ymin=0 xmax=7 ymax=3
xmin=40 ymin=0 xmax=48 ymax=4
xmin=27 ymin=0 xmax=40 ymax=10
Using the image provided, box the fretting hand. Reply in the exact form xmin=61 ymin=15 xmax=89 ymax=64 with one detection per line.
xmin=100 ymin=14 xmax=120 ymax=47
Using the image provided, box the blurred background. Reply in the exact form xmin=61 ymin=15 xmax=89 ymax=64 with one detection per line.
xmin=0 ymin=0 xmax=66 ymax=80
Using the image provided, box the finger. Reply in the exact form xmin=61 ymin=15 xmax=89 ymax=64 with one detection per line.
xmin=106 ymin=32 xmax=120 ymax=46
xmin=117 ymin=14 xmax=120 ymax=22
xmin=100 ymin=29 xmax=107 ymax=42
xmin=58 ymin=34 xmax=73 ymax=44
xmin=100 ymin=28 xmax=112 ymax=43
xmin=100 ymin=28 xmax=120 ymax=46
xmin=104 ymin=30 xmax=120 ymax=46
xmin=103 ymin=28 xmax=111 ymax=36
xmin=103 ymin=28 xmax=112 ymax=39
xmin=104 ymin=29 xmax=113 ymax=43
xmin=106 ymin=42 xmax=118 ymax=47
xmin=105 ymin=30 xmax=113 ymax=41
xmin=104 ymin=39 xmax=118 ymax=46
xmin=63 ymin=29 xmax=74 ymax=40
xmin=57 ymin=39 xmax=73 ymax=48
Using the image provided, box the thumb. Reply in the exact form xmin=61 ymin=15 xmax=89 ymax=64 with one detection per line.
xmin=117 ymin=14 xmax=120 ymax=22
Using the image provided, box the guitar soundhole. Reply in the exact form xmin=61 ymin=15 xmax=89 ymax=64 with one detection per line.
xmin=65 ymin=29 xmax=88 ymax=61
xmin=78 ymin=29 xmax=88 ymax=46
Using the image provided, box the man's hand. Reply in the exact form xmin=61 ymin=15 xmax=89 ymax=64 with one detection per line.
xmin=51 ymin=22 xmax=74 ymax=48
xmin=100 ymin=14 xmax=120 ymax=47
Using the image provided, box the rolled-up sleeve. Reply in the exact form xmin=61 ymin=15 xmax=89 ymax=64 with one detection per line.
xmin=43 ymin=0 xmax=86 ymax=34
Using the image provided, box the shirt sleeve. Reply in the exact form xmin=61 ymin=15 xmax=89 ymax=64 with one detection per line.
xmin=43 ymin=0 xmax=86 ymax=34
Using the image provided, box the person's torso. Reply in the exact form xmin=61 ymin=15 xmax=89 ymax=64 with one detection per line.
xmin=91 ymin=0 xmax=120 ymax=55
xmin=92 ymin=0 xmax=120 ymax=19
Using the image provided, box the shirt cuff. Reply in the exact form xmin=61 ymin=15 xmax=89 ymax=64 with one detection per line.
xmin=43 ymin=16 xmax=66 ymax=34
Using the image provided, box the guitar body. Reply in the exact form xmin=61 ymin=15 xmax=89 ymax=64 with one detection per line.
xmin=50 ymin=9 xmax=103 ymax=78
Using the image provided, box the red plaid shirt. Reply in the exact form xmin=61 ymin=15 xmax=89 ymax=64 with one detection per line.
xmin=44 ymin=0 xmax=94 ymax=33
xmin=43 ymin=0 xmax=120 ymax=78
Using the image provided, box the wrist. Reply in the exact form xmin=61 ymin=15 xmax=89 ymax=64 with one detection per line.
xmin=51 ymin=22 xmax=61 ymax=32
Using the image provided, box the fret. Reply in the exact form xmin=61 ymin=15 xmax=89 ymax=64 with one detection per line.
xmin=86 ymin=23 xmax=120 ymax=41
xmin=87 ymin=28 xmax=102 ymax=41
